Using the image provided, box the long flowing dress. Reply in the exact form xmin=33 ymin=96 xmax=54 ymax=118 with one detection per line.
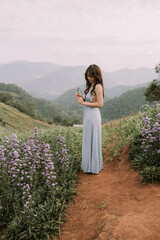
xmin=81 ymin=87 xmax=103 ymax=174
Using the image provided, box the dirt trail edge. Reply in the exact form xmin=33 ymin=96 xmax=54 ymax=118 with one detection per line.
xmin=55 ymin=145 xmax=160 ymax=240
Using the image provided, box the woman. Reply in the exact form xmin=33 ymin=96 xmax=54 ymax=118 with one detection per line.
xmin=75 ymin=64 xmax=104 ymax=174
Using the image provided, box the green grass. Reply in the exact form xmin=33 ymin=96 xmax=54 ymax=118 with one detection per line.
xmin=0 ymin=102 xmax=52 ymax=138
xmin=101 ymin=114 xmax=143 ymax=161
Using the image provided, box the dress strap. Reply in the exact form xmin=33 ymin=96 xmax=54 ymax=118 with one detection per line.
xmin=89 ymin=86 xmax=93 ymax=92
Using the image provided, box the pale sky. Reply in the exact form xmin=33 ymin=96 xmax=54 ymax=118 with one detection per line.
xmin=0 ymin=0 xmax=160 ymax=71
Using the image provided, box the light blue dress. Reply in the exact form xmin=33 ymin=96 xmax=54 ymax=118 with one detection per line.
xmin=81 ymin=87 xmax=103 ymax=174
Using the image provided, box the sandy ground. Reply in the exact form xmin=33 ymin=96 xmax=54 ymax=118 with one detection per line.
xmin=55 ymin=145 xmax=160 ymax=240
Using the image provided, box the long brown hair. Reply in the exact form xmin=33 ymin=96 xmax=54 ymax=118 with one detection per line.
xmin=84 ymin=64 xmax=104 ymax=99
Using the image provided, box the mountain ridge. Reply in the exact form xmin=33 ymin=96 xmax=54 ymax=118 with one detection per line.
xmin=0 ymin=61 xmax=155 ymax=99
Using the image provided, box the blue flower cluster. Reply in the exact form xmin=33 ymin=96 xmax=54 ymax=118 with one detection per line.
xmin=0 ymin=127 xmax=58 ymax=217
xmin=0 ymin=126 xmax=82 ymax=239
xmin=141 ymin=102 xmax=160 ymax=154
xmin=55 ymin=134 xmax=71 ymax=168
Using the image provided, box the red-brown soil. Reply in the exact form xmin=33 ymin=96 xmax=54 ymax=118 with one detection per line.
xmin=55 ymin=145 xmax=160 ymax=240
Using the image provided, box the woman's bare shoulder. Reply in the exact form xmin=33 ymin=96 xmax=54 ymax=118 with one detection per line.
xmin=95 ymin=84 xmax=102 ymax=91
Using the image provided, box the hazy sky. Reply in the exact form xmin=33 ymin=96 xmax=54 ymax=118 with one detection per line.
xmin=0 ymin=0 xmax=160 ymax=71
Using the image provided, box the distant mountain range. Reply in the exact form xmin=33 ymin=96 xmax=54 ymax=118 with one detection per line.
xmin=106 ymin=67 xmax=156 ymax=86
xmin=0 ymin=61 xmax=156 ymax=99
xmin=0 ymin=61 xmax=63 ymax=85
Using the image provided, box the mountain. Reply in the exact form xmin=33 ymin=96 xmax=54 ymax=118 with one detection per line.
xmin=0 ymin=61 xmax=156 ymax=99
xmin=106 ymin=67 xmax=156 ymax=86
xmin=26 ymin=66 xmax=154 ymax=98
xmin=105 ymin=82 xmax=150 ymax=99
xmin=25 ymin=65 xmax=115 ymax=95
xmin=0 ymin=61 xmax=63 ymax=87
xmin=26 ymin=67 xmax=115 ymax=99
xmin=25 ymin=65 xmax=87 ymax=96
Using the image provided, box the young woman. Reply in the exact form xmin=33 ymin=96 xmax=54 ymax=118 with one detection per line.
xmin=75 ymin=64 xmax=104 ymax=174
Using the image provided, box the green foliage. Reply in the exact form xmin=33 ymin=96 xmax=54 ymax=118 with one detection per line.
xmin=0 ymin=92 xmax=14 ymax=104
xmin=129 ymin=103 xmax=160 ymax=183
xmin=138 ymin=167 xmax=160 ymax=183
xmin=144 ymin=79 xmax=160 ymax=102
xmin=102 ymin=102 xmax=160 ymax=183
xmin=0 ymin=86 xmax=37 ymax=118
xmin=101 ymin=87 xmax=150 ymax=122
xmin=144 ymin=63 xmax=160 ymax=102
xmin=102 ymin=114 xmax=143 ymax=162
xmin=0 ymin=83 xmax=82 ymax=126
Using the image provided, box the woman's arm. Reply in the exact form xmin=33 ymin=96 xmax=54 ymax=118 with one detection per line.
xmin=83 ymin=101 xmax=102 ymax=108
xmin=77 ymin=84 xmax=103 ymax=108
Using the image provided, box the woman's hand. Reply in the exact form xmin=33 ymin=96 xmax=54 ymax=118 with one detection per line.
xmin=77 ymin=96 xmax=84 ymax=105
xmin=75 ymin=92 xmax=82 ymax=98
xmin=75 ymin=92 xmax=85 ymax=105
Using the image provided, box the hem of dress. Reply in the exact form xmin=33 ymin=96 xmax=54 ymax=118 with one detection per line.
xmin=81 ymin=168 xmax=103 ymax=174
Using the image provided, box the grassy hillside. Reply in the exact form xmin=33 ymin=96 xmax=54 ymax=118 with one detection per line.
xmin=0 ymin=83 xmax=79 ymax=126
xmin=0 ymin=102 xmax=51 ymax=137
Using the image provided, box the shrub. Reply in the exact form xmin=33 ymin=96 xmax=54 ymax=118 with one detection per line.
xmin=129 ymin=102 xmax=160 ymax=182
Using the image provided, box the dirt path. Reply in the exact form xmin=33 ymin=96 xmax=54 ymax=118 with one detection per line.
xmin=56 ymin=145 xmax=160 ymax=240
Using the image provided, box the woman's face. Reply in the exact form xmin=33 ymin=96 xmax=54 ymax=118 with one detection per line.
xmin=87 ymin=73 xmax=95 ymax=85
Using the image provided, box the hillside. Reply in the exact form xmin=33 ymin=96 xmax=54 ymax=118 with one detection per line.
xmin=55 ymin=82 xmax=150 ymax=106
xmin=105 ymin=82 xmax=149 ymax=99
xmin=0 ymin=102 xmax=51 ymax=137
xmin=55 ymin=86 xmax=150 ymax=123
xmin=0 ymin=83 xmax=151 ymax=125
xmin=0 ymin=83 xmax=79 ymax=126
xmin=101 ymin=87 xmax=150 ymax=121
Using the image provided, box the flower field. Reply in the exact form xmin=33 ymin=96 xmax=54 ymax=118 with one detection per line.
xmin=0 ymin=101 xmax=159 ymax=239
xmin=0 ymin=125 xmax=83 ymax=239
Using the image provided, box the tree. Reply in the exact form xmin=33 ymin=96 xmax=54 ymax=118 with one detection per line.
xmin=0 ymin=92 xmax=14 ymax=104
xmin=144 ymin=63 xmax=160 ymax=102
